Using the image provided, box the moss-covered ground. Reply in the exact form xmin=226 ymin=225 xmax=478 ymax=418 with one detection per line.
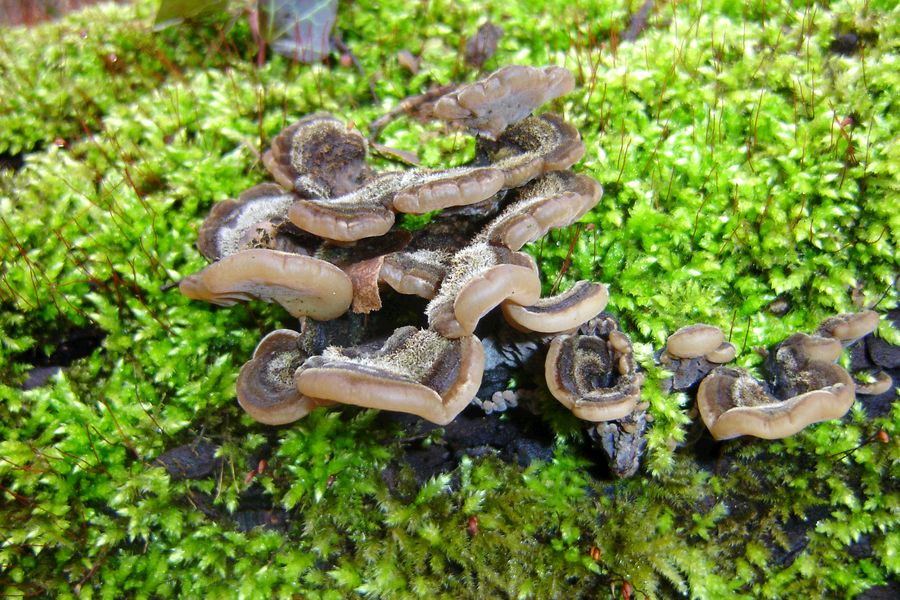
xmin=1 ymin=0 xmax=898 ymax=597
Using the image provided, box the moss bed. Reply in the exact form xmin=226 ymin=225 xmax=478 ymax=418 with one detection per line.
xmin=1 ymin=0 xmax=898 ymax=597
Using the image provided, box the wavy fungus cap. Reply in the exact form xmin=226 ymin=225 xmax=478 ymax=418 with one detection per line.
xmin=197 ymin=184 xmax=315 ymax=261
xmin=501 ymin=281 xmax=609 ymax=334
xmin=815 ymin=310 xmax=880 ymax=345
xmin=433 ymin=65 xmax=575 ymax=139
xmin=426 ymin=243 xmax=542 ymax=338
xmin=263 ymin=113 xmax=372 ymax=197
xmin=178 ymin=249 xmax=353 ymax=320
xmin=236 ymin=329 xmax=333 ymax=425
xmin=294 ymin=327 xmax=485 ymax=425
xmin=697 ymin=365 xmax=855 ymax=440
xmin=545 ymin=318 xmax=645 ymax=422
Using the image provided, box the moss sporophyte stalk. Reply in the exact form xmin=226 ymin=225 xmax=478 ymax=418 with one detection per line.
xmin=1 ymin=1 xmax=898 ymax=598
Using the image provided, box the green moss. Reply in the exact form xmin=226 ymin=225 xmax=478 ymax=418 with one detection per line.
xmin=1 ymin=0 xmax=898 ymax=597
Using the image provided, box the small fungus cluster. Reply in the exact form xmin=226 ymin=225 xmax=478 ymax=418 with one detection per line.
xmin=179 ymin=65 xmax=890 ymax=476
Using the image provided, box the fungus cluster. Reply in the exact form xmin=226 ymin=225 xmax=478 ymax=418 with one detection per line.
xmin=179 ymin=64 xmax=889 ymax=476
xmin=181 ymin=64 xmax=617 ymax=428
xmin=665 ymin=311 xmax=884 ymax=441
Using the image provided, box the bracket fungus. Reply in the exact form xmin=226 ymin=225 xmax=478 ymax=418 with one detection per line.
xmin=179 ymin=63 xmax=611 ymax=429
xmin=815 ymin=310 xmax=880 ymax=346
xmin=294 ymin=327 xmax=485 ymax=426
xmin=236 ymin=329 xmax=332 ymax=425
xmin=178 ymin=249 xmax=353 ymax=320
xmin=658 ymin=324 xmax=736 ymax=394
xmin=432 ymin=65 xmax=575 ymax=139
xmin=697 ymin=365 xmax=854 ymax=441
xmin=263 ymin=114 xmax=372 ymax=198
xmin=177 ymin=63 xmax=892 ymax=478
xmin=697 ymin=328 xmax=859 ymax=441
xmin=544 ymin=315 xmax=645 ymax=422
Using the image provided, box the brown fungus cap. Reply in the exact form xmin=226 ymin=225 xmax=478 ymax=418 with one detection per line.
xmin=697 ymin=365 xmax=855 ymax=441
xmin=545 ymin=330 xmax=645 ymax=422
xmin=854 ymin=370 xmax=892 ymax=396
xmin=286 ymin=171 xmax=402 ymax=242
xmin=477 ymin=171 xmax=602 ymax=251
xmin=705 ymin=342 xmax=737 ymax=364
xmin=433 ymin=65 xmax=575 ymax=139
xmin=775 ymin=333 xmax=843 ymax=365
xmin=815 ymin=310 xmax=880 ymax=345
xmin=665 ymin=324 xmax=724 ymax=359
xmin=263 ymin=114 xmax=372 ymax=197
xmin=293 ymin=327 xmax=485 ymax=425
xmin=179 ymin=249 xmax=353 ymax=319
xmin=236 ymin=329 xmax=332 ymax=425
xmin=197 ymin=184 xmax=314 ymax=261
xmin=501 ymin=280 xmax=609 ymax=333
xmin=287 ymin=167 xmax=505 ymax=242
xmin=486 ymin=114 xmax=585 ymax=188
xmin=390 ymin=167 xmax=505 ymax=214
xmin=427 ymin=243 xmax=541 ymax=338
xmin=379 ymin=249 xmax=450 ymax=299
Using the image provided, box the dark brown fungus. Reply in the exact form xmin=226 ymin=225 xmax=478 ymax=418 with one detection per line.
xmin=293 ymin=327 xmax=485 ymax=425
xmin=236 ymin=329 xmax=333 ymax=425
xmin=545 ymin=321 xmax=645 ymax=422
xmin=263 ymin=113 xmax=372 ymax=197
xmin=179 ymin=249 xmax=353 ymax=319
xmin=379 ymin=249 xmax=449 ymax=299
xmin=433 ymin=65 xmax=575 ymax=139
xmin=501 ymin=281 xmax=609 ymax=334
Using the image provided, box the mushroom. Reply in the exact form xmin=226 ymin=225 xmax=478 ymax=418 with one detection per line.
xmin=705 ymin=342 xmax=737 ymax=364
xmin=665 ymin=324 xmax=725 ymax=359
xmin=433 ymin=65 xmax=575 ymax=139
xmin=815 ymin=310 xmax=880 ymax=346
xmin=485 ymin=113 xmax=586 ymax=188
xmin=287 ymin=167 xmax=505 ymax=242
xmin=426 ymin=242 xmax=542 ymax=338
xmin=658 ymin=324 xmax=736 ymax=394
xmin=236 ymin=329 xmax=333 ymax=425
xmin=379 ymin=249 xmax=449 ymax=299
xmin=696 ymin=365 xmax=855 ymax=440
xmin=853 ymin=370 xmax=893 ymax=396
xmin=197 ymin=184 xmax=316 ymax=261
xmin=263 ymin=113 xmax=372 ymax=197
xmin=545 ymin=315 xmax=645 ymax=422
xmin=178 ymin=249 xmax=353 ymax=319
xmin=476 ymin=171 xmax=601 ymax=251
xmin=293 ymin=327 xmax=485 ymax=425
xmin=501 ymin=281 xmax=609 ymax=333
